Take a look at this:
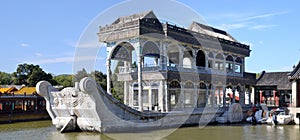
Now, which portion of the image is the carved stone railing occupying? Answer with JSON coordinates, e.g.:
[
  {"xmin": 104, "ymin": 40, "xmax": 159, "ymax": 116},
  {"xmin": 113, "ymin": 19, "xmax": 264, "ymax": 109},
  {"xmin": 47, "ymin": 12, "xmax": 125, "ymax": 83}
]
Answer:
[
  {"xmin": 142, "ymin": 66, "xmax": 160, "ymax": 72},
  {"xmin": 227, "ymin": 71, "xmax": 243, "ymax": 77},
  {"xmin": 118, "ymin": 65, "xmax": 243, "ymax": 78},
  {"xmin": 118, "ymin": 66, "xmax": 137, "ymax": 73}
]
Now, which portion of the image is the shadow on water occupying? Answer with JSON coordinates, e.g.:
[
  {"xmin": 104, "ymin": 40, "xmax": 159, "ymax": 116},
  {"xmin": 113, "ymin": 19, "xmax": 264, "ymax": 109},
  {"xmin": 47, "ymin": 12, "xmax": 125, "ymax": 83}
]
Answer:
[{"xmin": 0, "ymin": 120, "xmax": 299, "ymax": 140}]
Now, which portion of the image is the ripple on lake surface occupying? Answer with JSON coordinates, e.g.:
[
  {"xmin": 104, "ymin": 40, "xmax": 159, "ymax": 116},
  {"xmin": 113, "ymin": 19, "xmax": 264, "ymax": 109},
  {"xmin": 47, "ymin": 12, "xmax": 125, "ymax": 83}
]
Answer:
[{"xmin": 0, "ymin": 121, "xmax": 299, "ymax": 140}]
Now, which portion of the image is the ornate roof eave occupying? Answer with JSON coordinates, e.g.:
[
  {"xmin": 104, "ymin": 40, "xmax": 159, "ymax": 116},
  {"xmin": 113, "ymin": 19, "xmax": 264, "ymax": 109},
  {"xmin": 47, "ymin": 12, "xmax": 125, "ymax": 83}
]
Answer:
[{"xmin": 289, "ymin": 61, "xmax": 300, "ymax": 80}]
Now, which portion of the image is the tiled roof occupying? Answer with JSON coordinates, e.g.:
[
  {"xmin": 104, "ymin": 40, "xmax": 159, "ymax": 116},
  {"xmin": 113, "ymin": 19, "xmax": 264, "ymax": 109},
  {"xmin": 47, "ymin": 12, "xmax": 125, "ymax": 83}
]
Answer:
[
  {"xmin": 14, "ymin": 87, "xmax": 36, "ymax": 95},
  {"xmin": 289, "ymin": 61, "xmax": 300, "ymax": 80},
  {"xmin": 112, "ymin": 10, "xmax": 156, "ymax": 25},
  {"xmin": 0, "ymin": 87, "xmax": 18, "ymax": 93},
  {"xmin": 189, "ymin": 21, "xmax": 237, "ymax": 42},
  {"xmin": 256, "ymin": 71, "xmax": 291, "ymax": 90}
]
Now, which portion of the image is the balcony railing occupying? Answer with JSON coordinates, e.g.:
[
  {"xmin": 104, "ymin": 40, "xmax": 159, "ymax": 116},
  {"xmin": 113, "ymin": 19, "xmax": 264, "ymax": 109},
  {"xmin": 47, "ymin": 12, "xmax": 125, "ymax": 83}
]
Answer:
[
  {"xmin": 118, "ymin": 65, "xmax": 243, "ymax": 77},
  {"xmin": 118, "ymin": 66, "xmax": 137, "ymax": 73}
]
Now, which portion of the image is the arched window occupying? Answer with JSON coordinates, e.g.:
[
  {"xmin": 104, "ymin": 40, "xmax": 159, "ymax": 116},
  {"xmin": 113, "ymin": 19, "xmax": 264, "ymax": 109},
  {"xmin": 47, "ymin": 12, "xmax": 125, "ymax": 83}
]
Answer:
[
  {"xmin": 215, "ymin": 53, "xmax": 224, "ymax": 60},
  {"xmin": 142, "ymin": 41, "xmax": 160, "ymax": 67},
  {"xmin": 199, "ymin": 82, "xmax": 206, "ymax": 90},
  {"xmin": 167, "ymin": 45, "xmax": 180, "ymax": 67},
  {"xmin": 235, "ymin": 57, "xmax": 242, "ymax": 73},
  {"xmin": 226, "ymin": 55, "xmax": 234, "ymax": 71},
  {"xmin": 235, "ymin": 57, "xmax": 242, "ymax": 63},
  {"xmin": 196, "ymin": 50, "xmax": 206, "ymax": 68},
  {"xmin": 183, "ymin": 47, "xmax": 193, "ymax": 68},
  {"xmin": 184, "ymin": 81, "xmax": 194, "ymax": 108},
  {"xmin": 215, "ymin": 53, "xmax": 224, "ymax": 71},
  {"xmin": 168, "ymin": 80, "xmax": 181, "ymax": 109}
]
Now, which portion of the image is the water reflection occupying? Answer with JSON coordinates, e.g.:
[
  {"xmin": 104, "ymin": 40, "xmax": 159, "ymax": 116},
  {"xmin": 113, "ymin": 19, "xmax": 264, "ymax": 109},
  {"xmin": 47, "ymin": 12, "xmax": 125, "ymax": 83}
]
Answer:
[{"xmin": 0, "ymin": 121, "xmax": 299, "ymax": 140}]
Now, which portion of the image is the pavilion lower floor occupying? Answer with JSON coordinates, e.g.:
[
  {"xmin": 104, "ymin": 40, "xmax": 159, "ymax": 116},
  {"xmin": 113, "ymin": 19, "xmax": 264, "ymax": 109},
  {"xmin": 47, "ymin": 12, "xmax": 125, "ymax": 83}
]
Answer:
[{"xmin": 121, "ymin": 80, "xmax": 253, "ymax": 112}]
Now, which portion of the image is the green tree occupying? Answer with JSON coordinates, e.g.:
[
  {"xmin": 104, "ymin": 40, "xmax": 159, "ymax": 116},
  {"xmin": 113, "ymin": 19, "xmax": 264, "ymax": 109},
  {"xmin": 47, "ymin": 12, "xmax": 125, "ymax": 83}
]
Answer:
[
  {"xmin": 110, "ymin": 61, "xmax": 124, "ymax": 102},
  {"xmin": 13, "ymin": 63, "xmax": 55, "ymax": 86},
  {"xmin": 53, "ymin": 74, "xmax": 73, "ymax": 87},
  {"xmin": 73, "ymin": 68, "xmax": 88, "ymax": 82},
  {"xmin": 0, "ymin": 72, "xmax": 12, "ymax": 85},
  {"xmin": 90, "ymin": 70, "xmax": 107, "ymax": 91}
]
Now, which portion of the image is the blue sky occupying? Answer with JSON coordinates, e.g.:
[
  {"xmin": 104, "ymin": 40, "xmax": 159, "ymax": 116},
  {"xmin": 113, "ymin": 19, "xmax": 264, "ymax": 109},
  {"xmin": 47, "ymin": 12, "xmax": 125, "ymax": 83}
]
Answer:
[{"xmin": 0, "ymin": 0, "xmax": 299, "ymax": 75}]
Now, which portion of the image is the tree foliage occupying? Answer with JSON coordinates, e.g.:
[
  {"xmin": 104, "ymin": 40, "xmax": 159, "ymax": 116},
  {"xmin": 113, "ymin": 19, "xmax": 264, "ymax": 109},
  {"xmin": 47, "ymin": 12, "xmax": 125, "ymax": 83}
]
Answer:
[
  {"xmin": 53, "ymin": 74, "xmax": 73, "ymax": 87},
  {"xmin": 12, "ymin": 63, "xmax": 55, "ymax": 86},
  {"xmin": 0, "ymin": 72, "xmax": 12, "ymax": 85},
  {"xmin": 90, "ymin": 71, "xmax": 107, "ymax": 90},
  {"xmin": 73, "ymin": 68, "xmax": 88, "ymax": 83},
  {"xmin": 110, "ymin": 61, "xmax": 124, "ymax": 102}
]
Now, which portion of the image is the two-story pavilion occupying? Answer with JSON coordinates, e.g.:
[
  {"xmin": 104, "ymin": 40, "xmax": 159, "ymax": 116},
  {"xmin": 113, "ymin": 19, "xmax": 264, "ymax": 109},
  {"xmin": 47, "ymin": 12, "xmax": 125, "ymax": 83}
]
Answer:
[{"xmin": 98, "ymin": 11, "xmax": 256, "ymax": 112}]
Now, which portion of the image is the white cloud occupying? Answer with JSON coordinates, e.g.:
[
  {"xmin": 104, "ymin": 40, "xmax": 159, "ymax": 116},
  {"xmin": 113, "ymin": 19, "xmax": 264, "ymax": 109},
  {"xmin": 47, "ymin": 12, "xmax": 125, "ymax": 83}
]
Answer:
[
  {"xmin": 218, "ymin": 23, "xmax": 247, "ymax": 30},
  {"xmin": 238, "ymin": 11, "xmax": 288, "ymax": 21},
  {"xmin": 20, "ymin": 43, "xmax": 30, "ymax": 47},
  {"xmin": 250, "ymin": 24, "xmax": 277, "ymax": 30},
  {"xmin": 24, "ymin": 56, "xmax": 104, "ymax": 65}
]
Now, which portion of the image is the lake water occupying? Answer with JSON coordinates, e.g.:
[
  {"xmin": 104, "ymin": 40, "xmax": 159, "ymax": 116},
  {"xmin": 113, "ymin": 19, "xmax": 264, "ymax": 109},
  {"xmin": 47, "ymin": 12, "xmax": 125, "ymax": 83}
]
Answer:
[{"xmin": 0, "ymin": 120, "xmax": 299, "ymax": 140}]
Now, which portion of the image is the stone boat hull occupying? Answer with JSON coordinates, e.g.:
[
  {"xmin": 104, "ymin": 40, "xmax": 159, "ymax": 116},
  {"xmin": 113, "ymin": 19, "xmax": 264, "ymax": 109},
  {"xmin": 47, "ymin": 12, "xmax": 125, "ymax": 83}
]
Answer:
[{"xmin": 36, "ymin": 77, "xmax": 243, "ymax": 133}]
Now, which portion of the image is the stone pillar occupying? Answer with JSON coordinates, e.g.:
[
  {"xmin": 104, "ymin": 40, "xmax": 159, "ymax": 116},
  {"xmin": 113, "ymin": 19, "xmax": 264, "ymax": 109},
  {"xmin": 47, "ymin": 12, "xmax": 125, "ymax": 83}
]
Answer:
[
  {"xmin": 218, "ymin": 87, "xmax": 221, "ymax": 106},
  {"xmin": 148, "ymin": 89, "xmax": 152, "ymax": 111},
  {"xmin": 129, "ymin": 85, "xmax": 133, "ymax": 107},
  {"xmin": 106, "ymin": 59, "xmax": 111, "ymax": 94},
  {"xmin": 205, "ymin": 58, "xmax": 209, "ymax": 69},
  {"xmin": 137, "ymin": 54, "xmax": 143, "ymax": 112},
  {"xmin": 212, "ymin": 86, "xmax": 216, "ymax": 107},
  {"xmin": 193, "ymin": 50, "xmax": 197, "ymax": 70},
  {"xmin": 165, "ymin": 81, "xmax": 169, "ymax": 112},
  {"xmin": 180, "ymin": 82, "xmax": 184, "ymax": 109},
  {"xmin": 239, "ymin": 86, "xmax": 245, "ymax": 106},
  {"xmin": 162, "ymin": 41, "xmax": 168, "ymax": 70},
  {"xmin": 158, "ymin": 80, "xmax": 164, "ymax": 112},
  {"xmin": 248, "ymin": 86, "xmax": 252, "ymax": 105},
  {"xmin": 124, "ymin": 81, "xmax": 128, "ymax": 105},
  {"xmin": 232, "ymin": 87, "xmax": 236, "ymax": 104},
  {"xmin": 194, "ymin": 83, "xmax": 198, "ymax": 108},
  {"xmin": 222, "ymin": 85, "xmax": 226, "ymax": 107},
  {"xmin": 154, "ymin": 58, "xmax": 158, "ymax": 66},
  {"xmin": 179, "ymin": 46, "xmax": 183, "ymax": 68},
  {"xmin": 205, "ymin": 84, "xmax": 210, "ymax": 106}
]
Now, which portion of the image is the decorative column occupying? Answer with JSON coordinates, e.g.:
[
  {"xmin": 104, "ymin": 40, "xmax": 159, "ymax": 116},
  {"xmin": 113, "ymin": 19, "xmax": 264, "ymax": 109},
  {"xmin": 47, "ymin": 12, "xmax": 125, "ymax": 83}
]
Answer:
[
  {"xmin": 180, "ymin": 82, "xmax": 184, "ymax": 109},
  {"xmin": 138, "ymin": 53, "xmax": 143, "ymax": 112},
  {"xmin": 248, "ymin": 87, "xmax": 252, "ymax": 105},
  {"xmin": 239, "ymin": 86, "xmax": 245, "ymax": 106},
  {"xmin": 218, "ymin": 87, "xmax": 221, "ymax": 106},
  {"xmin": 212, "ymin": 85, "xmax": 216, "ymax": 107},
  {"xmin": 129, "ymin": 86, "xmax": 133, "ymax": 107},
  {"xmin": 193, "ymin": 50, "xmax": 197, "ymax": 70},
  {"xmin": 106, "ymin": 59, "xmax": 111, "ymax": 94},
  {"xmin": 194, "ymin": 83, "xmax": 198, "ymax": 108},
  {"xmin": 222, "ymin": 85, "xmax": 226, "ymax": 107},
  {"xmin": 158, "ymin": 80, "xmax": 164, "ymax": 112},
  {"xmin": 205, "ymin": 83, "xmax": 210, "ymax": 106},
  {"xmin": 124, "ymin": 81, "xmax": 128, "ymax": 105},
  {"xmin": 232, "ymin": 86, "xmax": 236, "ymax": 104},
  {"xmin": 179, "ymin": 46, "xmax": 184, "ymax": 68},
  {"xmin": 161, "ymin": 41, "xmax": 168, "ymax": 70},
  {"xmin": 148, "ymin": 89, "xmax": 152, "ymax": 111},
  {"xmin": 165, "ymin": 81, "xmax": 169, "ymax": 112}
]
